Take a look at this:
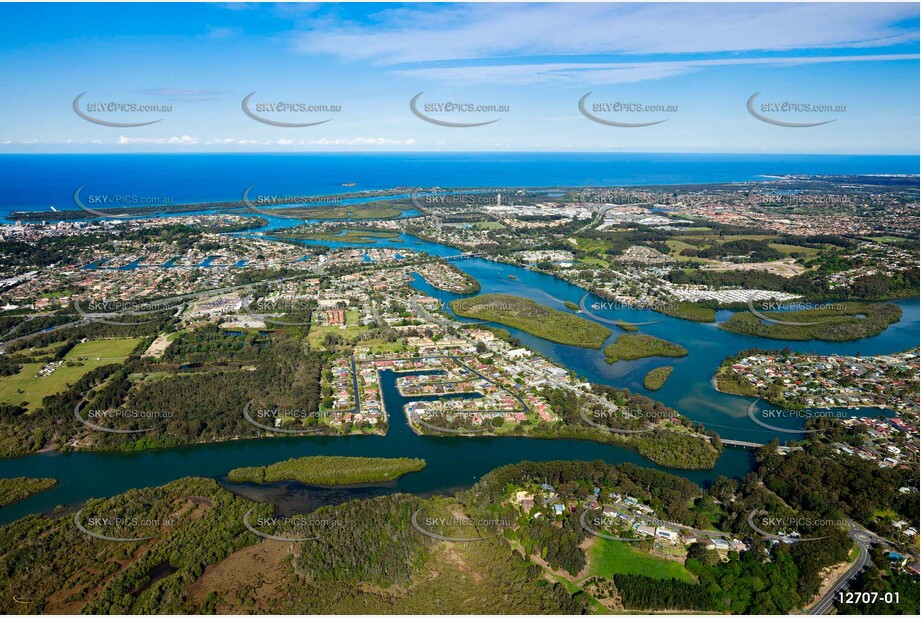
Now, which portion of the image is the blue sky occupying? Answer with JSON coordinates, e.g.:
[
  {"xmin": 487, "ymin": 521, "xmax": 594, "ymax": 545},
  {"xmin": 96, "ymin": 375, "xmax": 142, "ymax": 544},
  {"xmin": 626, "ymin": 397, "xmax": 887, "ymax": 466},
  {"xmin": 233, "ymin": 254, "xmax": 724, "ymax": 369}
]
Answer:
[{"xmin": 0, "ymin": 2, "xmax": 918, "ymax": 153}]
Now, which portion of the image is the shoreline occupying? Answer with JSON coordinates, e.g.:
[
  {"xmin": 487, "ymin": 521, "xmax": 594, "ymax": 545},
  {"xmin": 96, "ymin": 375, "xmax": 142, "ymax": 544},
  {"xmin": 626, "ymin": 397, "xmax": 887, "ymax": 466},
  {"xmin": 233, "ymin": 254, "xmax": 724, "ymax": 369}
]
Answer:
[
  {"xmin": 402, "ymin": 405, "xmax": 721, "ymax": 471},
  {"xmin": 713, "ymin": 369, "xmax": 904, "ymax": 414}
]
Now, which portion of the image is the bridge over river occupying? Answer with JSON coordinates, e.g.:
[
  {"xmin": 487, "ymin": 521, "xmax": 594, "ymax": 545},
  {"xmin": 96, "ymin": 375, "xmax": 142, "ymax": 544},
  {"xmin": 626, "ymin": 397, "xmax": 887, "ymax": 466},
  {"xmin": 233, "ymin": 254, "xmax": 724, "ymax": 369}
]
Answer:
[
  {"xmin": 444, "ymin": 252, "xmax": 488, "ymax": 260},
  {"xmin": 718, "ymin": 438, "xmax": 802, "ymax": 453}
]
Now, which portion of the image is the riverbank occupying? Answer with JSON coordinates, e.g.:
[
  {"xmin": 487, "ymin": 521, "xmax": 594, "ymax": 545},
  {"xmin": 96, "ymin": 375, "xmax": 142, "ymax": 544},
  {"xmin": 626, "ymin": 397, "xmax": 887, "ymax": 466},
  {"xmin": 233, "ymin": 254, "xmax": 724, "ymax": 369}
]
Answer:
[
  {"xmin": 0, "ymin": 189, "xmax": 917, "ymax": 526},
  {"xmin": 0, "ymin": 476, "xmax": 57, "ymax": 507},
  {"xmin": 718, "ymin": 301, "xmax": 902, "ymax": 341}
]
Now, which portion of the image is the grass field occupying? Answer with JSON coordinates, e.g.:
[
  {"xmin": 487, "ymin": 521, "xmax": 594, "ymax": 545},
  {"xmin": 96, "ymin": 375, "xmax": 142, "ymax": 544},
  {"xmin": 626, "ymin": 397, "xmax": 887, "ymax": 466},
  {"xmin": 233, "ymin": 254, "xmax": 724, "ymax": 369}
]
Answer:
[
  {"xmin": 0, "ymin": 338, "xmax": 143, "ymax": 412},
  {"xmin": 360, "ymin": 338, "xmax": 407, "ymax": 353},
  {"xmin": 664, "ymin": 240, "xmax": 712, "ymax": 263},
  {"xmin": 578, "ymin": 256, "xmax": 610, "ymax": 267},
  {"xmin": 867, "ymin": 235, "xmax": 910, "ymax": 244},
  {"xmin": 12, "ymin": 341, "xmax": 68, "ymax": 356},
  {"xmin": 306, "ymin": 309, "xmax": 366, "ymax": 347},
  {"xmin": 574, "ymin": 238, "xmax": 612, "ymax": 254},
  {"xmin": 307, "ymin": 324, "xmax": 368, "ymax": 348},
  {"xmin": 582, "ymin": 539, "xmax": 695, "ymax": 583}
]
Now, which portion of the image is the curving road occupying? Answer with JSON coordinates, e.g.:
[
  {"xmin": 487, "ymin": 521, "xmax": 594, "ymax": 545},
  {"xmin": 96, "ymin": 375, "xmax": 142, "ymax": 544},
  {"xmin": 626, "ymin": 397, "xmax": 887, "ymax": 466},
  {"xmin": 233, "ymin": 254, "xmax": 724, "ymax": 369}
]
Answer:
[{"xmin": 808, "ymin": 522, "xmax": 877, "ymax": 615}]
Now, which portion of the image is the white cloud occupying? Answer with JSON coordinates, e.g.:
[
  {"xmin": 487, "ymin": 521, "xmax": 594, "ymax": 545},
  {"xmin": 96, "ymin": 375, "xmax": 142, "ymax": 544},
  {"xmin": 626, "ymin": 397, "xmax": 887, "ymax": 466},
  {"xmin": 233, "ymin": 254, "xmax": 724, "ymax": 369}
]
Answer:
[
  {"xmin": 136, "ymin": 88, "xmax": 223, "ymax": 101},
  {"xmin": 215, "ymin": 3, "xmax": 260, "ymax": 11},
  {"xmin": 299, "ymin": 137, "xmax": 417, "ymax": 146},
  {"xmin": 109, "ymin": 136, "xmax": 418, "ymax": 148},
  {"xmin": 205, "ymin": 26, "xmax": 239, "ymax": 40},
  {"xmin": 291, "ymin": 3, "xmax": 919, "ymax": 65},
  {"xmin": 117, "ymin": 135, "xmax": 199, "ymax": 145},
  {"xmin": 393, "ymin": 53, "xmax": 919, "ymax": 85}
]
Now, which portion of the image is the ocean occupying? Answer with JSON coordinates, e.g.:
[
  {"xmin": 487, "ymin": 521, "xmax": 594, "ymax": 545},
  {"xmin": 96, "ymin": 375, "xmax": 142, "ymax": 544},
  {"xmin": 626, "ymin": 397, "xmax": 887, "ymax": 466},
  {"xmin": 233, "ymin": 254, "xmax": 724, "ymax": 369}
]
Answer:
[{"xmin": 0, "ymin": 152, "xmax": 918, "ymax": 216}]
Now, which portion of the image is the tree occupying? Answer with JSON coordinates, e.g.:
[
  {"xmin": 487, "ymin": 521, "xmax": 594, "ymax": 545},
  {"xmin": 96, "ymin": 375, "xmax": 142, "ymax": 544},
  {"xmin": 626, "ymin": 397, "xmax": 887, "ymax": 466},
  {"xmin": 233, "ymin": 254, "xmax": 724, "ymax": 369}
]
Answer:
[{"xmin": 687, "ymin": 542, "xmax": 720, "ymax": 566}]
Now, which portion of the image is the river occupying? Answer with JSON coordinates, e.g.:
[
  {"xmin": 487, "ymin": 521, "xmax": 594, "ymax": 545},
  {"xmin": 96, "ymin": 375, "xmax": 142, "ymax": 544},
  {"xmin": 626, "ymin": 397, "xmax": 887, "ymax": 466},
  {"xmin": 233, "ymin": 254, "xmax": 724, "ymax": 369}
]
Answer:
[{"xmin": 0, "ymin": 211, "xmax": 916, "ymax": 524}]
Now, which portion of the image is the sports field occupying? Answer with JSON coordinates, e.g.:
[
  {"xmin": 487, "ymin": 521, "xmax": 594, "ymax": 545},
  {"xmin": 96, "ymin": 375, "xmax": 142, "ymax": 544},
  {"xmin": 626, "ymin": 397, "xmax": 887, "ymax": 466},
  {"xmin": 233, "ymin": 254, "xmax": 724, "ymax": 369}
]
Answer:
[{"xmin": 582, "ymin": 538, "xmax": 695, "ymax": 583}]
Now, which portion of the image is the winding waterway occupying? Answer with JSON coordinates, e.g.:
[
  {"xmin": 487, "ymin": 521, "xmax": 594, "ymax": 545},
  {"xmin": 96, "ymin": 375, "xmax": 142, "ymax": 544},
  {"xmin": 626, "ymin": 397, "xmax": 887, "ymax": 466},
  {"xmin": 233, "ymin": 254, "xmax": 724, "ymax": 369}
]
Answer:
[{"xmin": 0, "ymin": 210, "xmax": 917, "ymax": 525}]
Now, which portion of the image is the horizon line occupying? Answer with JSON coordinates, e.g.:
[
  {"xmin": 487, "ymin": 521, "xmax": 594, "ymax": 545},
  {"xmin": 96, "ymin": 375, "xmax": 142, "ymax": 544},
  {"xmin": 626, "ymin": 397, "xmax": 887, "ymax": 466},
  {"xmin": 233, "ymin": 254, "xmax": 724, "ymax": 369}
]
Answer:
[{"xmin": 0, "ymin": 150, "xmax": 918, "ymax": 158}]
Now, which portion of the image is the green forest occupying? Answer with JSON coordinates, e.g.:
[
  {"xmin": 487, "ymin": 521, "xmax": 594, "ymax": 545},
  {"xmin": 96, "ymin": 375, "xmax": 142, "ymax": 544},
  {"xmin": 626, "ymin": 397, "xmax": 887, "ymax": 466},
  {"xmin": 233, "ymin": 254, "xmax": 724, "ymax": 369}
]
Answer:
[
  {"xmin": 0, "ymin": 452, "xmax": 916, "ymax": 615},
  {"xmin": 604, "ymin": 333, "xmax": 688, "ymax": 362},
  {"xmin": 719, "ymin": 301, "xmax": 902, "ymax": 341},
  {"xmin": 227, "ymin": 456, "xmax": 426, "ymax": 485},
  {"xmin": 0, "ymin": 477, "xmax": 56, "ymax": 507},
  {"xmin": 451, "ymin": 293, "xmax": 611, "ymax": 348},
  {"xmin": 535, "ymin": 384, "xmax": 721, "ymax": 469}
]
